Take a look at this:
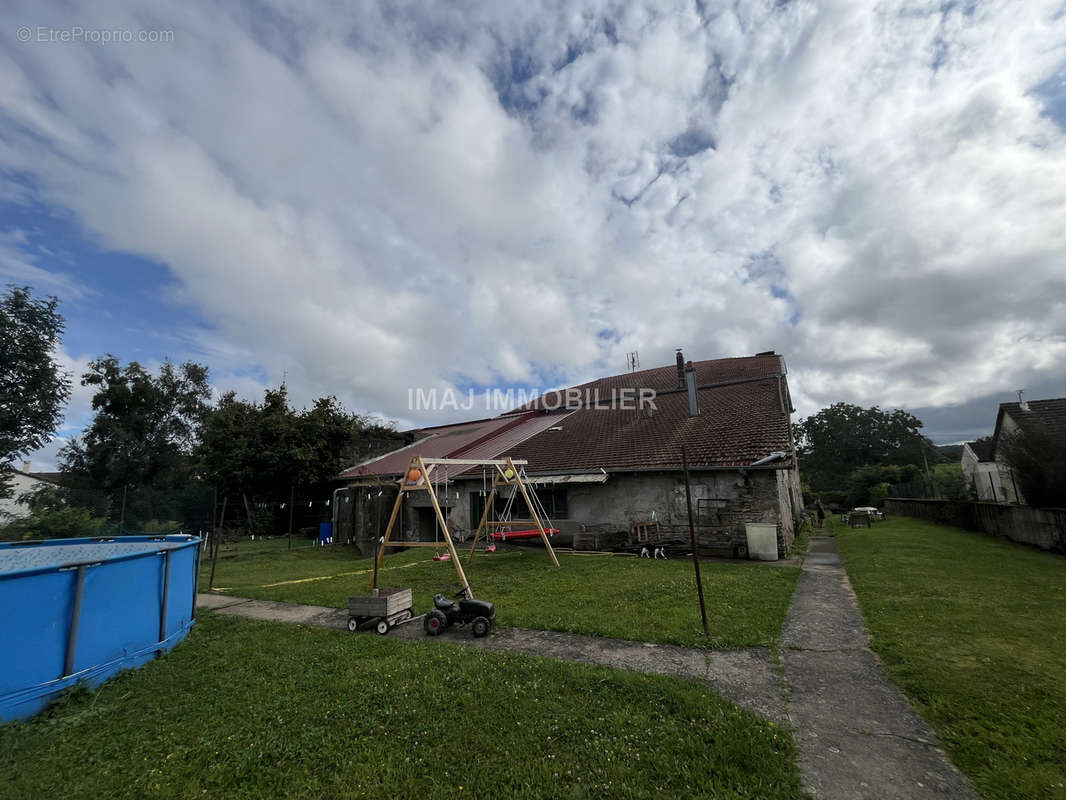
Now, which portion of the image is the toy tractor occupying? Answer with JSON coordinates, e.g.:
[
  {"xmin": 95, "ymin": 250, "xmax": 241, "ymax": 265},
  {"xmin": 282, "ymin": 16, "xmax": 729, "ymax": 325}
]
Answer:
[{"xmin": 423, "ymin": 589, "xmax": 495, "ymax": 638}]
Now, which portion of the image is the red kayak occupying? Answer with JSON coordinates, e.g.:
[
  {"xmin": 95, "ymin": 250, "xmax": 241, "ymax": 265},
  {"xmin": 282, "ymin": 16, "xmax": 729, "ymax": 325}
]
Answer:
[{"xmin": 490, "ymin": 528, "xmax": 559, "ymax": 541}]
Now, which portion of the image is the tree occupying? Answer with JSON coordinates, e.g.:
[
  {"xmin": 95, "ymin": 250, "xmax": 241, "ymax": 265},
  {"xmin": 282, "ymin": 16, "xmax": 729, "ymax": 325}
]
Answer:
[
  {"xmin": 0, "ymin": 286, "xmax": 71, "ymax": 497},
  {"xmin": 59, "ymin": 356, "xmax": 211, "ymax": 526},
  {"xmin": 0, "ymin": 483, "xmax": 103, "ymax": 541},
  {"xmin": 198, "ymin": 386, "xmax": 402, "ymax": 531},
  {"xmin": 998, "ymin": 428, "xmax": 1066, "ymax": 508},
  {"xmin": 793, "ymin": 403, "xmax": 932, "ymax": 491}
]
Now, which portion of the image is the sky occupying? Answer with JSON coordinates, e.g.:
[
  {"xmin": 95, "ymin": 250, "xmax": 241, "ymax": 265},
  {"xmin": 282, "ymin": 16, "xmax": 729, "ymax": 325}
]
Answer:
[{"xmin": 2, "ymin": 0, "xmax": 1066, "ymax": 469}]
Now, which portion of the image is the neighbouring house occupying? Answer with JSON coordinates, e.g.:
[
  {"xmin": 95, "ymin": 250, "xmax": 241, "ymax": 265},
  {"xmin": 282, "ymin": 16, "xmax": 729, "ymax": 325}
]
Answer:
[
  {"xmin": 960, "ymin": 438, "xmax": 1014, "ymax": 503},
  {"xmin": 336, "ymin": 350, "xmax": 804, "ymax": 559},
  {"xmin": 0, "ymin": 462, "xmax": 61, "ymax": 520},
  {"xmin": 987, "ymin": 397, "xmax": 1066, "ymax": 505}
]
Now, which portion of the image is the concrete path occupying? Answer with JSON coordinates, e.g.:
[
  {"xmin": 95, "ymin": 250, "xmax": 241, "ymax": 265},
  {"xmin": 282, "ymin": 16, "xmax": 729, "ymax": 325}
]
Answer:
[
  {"xmin": 196, "ymin": 592, "xmax": 785, "ymax": 723},
  {"xmin": 780, "ymin": 536, "xmax": 977, "ymax": 800}
]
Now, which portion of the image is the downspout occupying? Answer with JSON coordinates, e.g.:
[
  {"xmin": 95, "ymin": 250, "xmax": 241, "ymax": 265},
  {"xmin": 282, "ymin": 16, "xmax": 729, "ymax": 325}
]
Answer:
[
  {"xmin": 750, "ymin": 451, "xmax": 787, "ymax": 467},
  {"xmin": 332, "ymin": 487, "xmax": 346, "ymax": 539}
]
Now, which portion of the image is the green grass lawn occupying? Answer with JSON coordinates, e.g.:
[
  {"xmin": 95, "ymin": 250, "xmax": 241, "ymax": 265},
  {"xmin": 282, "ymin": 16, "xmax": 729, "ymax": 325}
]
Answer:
[
  {"xmin": 0, "ymin": 613, "xmax": 804, "ymax": 800},
  {"xmin": 835, "ymin": 517, "xmax": 1066, "ymax": 800},
  {"xmin": 201, "ymin": 542, "xmax": 799, "ymax": 649}
]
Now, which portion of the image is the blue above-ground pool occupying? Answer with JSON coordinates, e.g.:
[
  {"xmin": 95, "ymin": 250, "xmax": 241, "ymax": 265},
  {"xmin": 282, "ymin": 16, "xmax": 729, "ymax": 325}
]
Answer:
[{"xmin": 0, "ymin": 534, "xmax": 202, "ymax": 722}]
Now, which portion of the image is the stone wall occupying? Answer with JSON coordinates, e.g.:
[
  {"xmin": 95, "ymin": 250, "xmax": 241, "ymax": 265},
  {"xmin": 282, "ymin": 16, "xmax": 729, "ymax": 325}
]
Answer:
[
  {"xmin": 884, "ymin": 498, "xmax": 1066, "ymax": 553},
  {"xmin": 343, "ymin": 467, "xmax": 801, "ymax": 559},
  {"xmin": 460, "ymin": 468, "xmax": 794, "ymax": 558},
  {"xmin": 340, "ymin": 485, "xmax": 402, "ymax": 556}
]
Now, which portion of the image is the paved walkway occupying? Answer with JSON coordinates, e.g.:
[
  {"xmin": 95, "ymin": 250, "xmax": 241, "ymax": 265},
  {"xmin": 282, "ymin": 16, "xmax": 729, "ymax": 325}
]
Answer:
[
  {"xmin": 196, "ymin": 592, "xmax": 786, "ymax": 723},
  {"xmin": 780, "ymin": 536, "xmax": 977, "ymax": 800},
  {"xmin": 200, "ymin": 544, "xmax": 980, "ymax": 798}
]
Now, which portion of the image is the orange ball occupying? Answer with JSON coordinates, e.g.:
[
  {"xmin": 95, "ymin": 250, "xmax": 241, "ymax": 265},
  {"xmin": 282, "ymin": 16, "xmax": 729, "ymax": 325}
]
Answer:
[{"xmin": 406, "ymin": 468, "xmax": 422, "ymax": 483}]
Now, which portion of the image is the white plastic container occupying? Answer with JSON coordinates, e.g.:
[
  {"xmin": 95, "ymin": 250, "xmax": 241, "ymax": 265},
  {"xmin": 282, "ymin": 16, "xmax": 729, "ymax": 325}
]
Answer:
[{"xmin": 744, "ymin": 523, "xmax": 779, "ymax": 561}]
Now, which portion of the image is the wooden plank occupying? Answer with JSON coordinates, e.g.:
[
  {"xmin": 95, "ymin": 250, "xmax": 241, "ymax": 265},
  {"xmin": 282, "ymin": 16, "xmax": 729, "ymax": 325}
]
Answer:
[
  {"xmin": 382, "ymin": 541, "xmax": 443, "ymax": 548},
  {"xmin": 372, "ymin": 456, "xmax": 411, "ymax": 591},
  {"xmin": 349, "ymin": 588, "xmax": 412, "ymax": 618},
  {"xmin": 419, "ymin": 457, "xmax": 529, "ymax": 466},
  {"xmin": 507, "ymin": 456, "xmax": 560, "ymax": 567}
]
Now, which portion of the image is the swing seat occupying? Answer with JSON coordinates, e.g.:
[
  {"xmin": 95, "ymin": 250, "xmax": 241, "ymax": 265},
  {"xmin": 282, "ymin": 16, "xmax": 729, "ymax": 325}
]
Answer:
[
  {"xmin": 485, "ymin": 543, "xmax": 497, "ymax": 553},
  {"xmin": 433, "ymin": 552, "xmax": 452, "ymax": 561},
  {"xmin": 490, "ymin": 528, "xmax": 559, "ymax": 541}
]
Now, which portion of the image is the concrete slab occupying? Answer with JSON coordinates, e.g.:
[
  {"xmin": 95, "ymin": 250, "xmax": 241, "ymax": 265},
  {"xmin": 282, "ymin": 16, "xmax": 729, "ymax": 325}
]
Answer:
[
  {"xmin": 199, "ymin": 594, "xmax": 347, "ymax": 629},
  {"xmin": 195, "ymin": 593, "xmax": 255, "ymax": 611},
  {"xmin": 781, "ymin": 537, "xmax": 977, "ymax": 799}
]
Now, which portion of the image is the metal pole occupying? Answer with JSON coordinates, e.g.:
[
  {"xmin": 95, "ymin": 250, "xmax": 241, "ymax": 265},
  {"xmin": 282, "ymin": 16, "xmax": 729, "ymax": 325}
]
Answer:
[
  {"xmin": 158, "ymin": 549, "xmax": 172, "ymax": 652},
  {"xmin": 192, "ymin": 537, "xmax": 202, "ymax": 620},
  {"xmin": 922, "ymin": 451, "xmax": 934, "ymax": 498},
  {"xmin": 118, "ymin": 484, "xmax": 128, "ymax": 535},
  {"xmin": 681, "ymin": 446, "xmax": 710, "ymax": 637},
  {"xmin": 288, "ymin": 485, "xmax": 295, "ymax": 550},
  {"xmin": 64, "ymin": 565, "xmax": 87, "ymax": 677},
  {"xmin": 209, "ymin": 495, "xmax": 226, "ymax": 590}
]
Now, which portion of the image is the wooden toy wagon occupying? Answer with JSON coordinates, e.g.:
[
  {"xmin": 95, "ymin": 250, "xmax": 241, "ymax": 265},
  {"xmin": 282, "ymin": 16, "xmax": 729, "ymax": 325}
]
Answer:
[{"xmin": 347, "ymin": 587, "xmax": 414, "ymax": 635}]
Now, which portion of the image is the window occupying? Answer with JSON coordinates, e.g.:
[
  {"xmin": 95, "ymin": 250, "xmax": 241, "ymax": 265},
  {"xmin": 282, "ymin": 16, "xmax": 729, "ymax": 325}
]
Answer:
[
  {"xmin": 535, "ymin": 487, "xmax": 568, "ymax": 520},
  {"xmin": 472, "ymin": 486, "xmax": 568, "ymax": 521}
]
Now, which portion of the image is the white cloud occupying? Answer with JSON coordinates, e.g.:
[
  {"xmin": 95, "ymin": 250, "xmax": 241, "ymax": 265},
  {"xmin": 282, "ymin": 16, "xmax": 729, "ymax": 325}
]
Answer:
[
  {"xmin": 0, "ymin": 230, "xmax": 92, "ymax": 299},
  {"xmin": 1, "ymin": 0, "xmax": 1065, "ymax": 435}
]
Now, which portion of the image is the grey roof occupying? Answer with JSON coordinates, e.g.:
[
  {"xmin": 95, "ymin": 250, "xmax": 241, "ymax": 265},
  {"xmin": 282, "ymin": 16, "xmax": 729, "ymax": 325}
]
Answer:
[{"xmin": 965, "ymin": 439, "xmax": 995, "ymax": 462}]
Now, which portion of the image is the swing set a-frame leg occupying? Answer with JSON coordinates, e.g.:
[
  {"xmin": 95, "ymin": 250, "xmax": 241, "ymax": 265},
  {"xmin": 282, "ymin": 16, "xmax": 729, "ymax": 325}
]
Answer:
[
  {"xmin": 371, "ymin": 477, "xmax": 406, "ymax": 593},
  {"xmin": 417, "ymin": 456, "xmax": 472, "ymax": 598},
  {"xmin": 506, "ymin": 457, "xmax": 560, "ymax": 567}
]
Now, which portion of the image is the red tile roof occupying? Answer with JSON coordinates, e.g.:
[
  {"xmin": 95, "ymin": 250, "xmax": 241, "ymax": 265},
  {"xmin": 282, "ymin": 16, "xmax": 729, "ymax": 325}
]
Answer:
[
  {"xmin": 339, "ymin": 353, "xmax": 795, "ymax": 479},
  {"xmin": 503, "ymin": 377, "xmax": 792, "ymax": 473},
  {"xmin": 509, "ymin": 352, "xmax": 788, "ymax": 413}
]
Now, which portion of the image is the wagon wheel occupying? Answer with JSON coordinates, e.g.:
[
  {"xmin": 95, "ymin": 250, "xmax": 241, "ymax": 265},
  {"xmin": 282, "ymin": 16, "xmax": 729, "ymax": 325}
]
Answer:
[
  {"xmin": 347, "ymin": 617, "xmax": 359, "ymax": 633},
  {"xmin": 376, "ymin": 620, "xmax": 390, "ymax": 635}
]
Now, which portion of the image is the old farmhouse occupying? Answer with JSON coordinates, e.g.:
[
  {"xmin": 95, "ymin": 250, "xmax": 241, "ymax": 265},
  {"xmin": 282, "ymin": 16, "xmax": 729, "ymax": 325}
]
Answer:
[
  {"xmin": 963, "ymin": 396, "xmax": 1066, "ymax": 505},
  {"xmin": 336, "ymin": 351, "xmax": 804, "ymax": 559}
]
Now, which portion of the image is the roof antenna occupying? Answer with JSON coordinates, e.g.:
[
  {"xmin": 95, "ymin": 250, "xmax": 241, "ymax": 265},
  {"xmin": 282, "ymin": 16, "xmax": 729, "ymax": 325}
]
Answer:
[{"xmin": 1016, "ymin": 389, "xmax": 1029, "ymax": 412}]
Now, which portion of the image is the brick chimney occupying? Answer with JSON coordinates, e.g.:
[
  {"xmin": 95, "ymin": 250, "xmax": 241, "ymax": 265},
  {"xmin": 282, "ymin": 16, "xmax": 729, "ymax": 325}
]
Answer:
[{"xmin": 675, "ymin": 349, "xmax": 685, "ymax": 388}]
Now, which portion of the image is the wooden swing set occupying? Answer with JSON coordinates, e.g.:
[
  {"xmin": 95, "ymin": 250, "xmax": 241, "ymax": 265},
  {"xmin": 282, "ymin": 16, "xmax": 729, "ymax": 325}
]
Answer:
[{"xmin": 371, "ymin": 455, "xmax": 559, "ymax": 599}]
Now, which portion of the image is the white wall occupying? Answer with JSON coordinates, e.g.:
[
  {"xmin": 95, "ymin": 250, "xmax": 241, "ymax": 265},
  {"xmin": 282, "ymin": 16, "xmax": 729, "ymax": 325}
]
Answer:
[{"xmin": 0, "ymin": 471, "xmax": 51, "ymax": 520}]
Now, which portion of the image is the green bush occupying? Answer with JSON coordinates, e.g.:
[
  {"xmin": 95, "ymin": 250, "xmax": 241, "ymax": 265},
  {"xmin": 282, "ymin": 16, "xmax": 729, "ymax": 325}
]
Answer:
[
  {"xmin": 0, "ymin": 483, "xmax": 107, "ymax": 540},
  {"xmin": 868, "ymin": 482, "xmax": 890, "ymax": 507},
  {"xmin": 1, "ymin": 506, "xmax": 104, "ymax": 540}
]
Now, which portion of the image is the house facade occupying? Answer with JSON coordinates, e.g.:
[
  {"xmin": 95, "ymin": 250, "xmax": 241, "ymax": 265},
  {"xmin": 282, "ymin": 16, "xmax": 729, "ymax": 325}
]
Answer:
[
  {"xmin": 960, "ymin": 439, "xmax": 1017, "ymax": 503},
  {"xmin": 0, "ymin": 464, "xmax": 59, "ymax": 520},
  {"xmin": 986, "ymin": 397, "xmax": 1066, "ymax": 506},
  {"xmin": 337, "ymin": 351, "xmax": 804, "ymax": 559}
]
